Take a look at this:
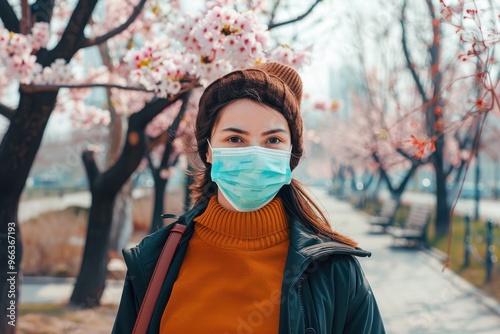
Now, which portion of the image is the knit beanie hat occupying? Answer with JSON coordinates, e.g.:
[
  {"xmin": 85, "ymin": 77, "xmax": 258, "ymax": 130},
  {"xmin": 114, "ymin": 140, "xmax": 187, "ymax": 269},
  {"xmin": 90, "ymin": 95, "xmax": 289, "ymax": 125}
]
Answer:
[{"xmin": 197, "ymin": 62, "xmax": 304, "ymax": 169}]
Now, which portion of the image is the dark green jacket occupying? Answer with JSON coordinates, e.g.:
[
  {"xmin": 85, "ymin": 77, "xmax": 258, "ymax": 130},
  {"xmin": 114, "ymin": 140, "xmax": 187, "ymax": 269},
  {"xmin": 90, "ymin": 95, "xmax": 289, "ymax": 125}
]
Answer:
[{"xmin": 112, "ymin": 201, "xmax": 386, "ymax": 333}]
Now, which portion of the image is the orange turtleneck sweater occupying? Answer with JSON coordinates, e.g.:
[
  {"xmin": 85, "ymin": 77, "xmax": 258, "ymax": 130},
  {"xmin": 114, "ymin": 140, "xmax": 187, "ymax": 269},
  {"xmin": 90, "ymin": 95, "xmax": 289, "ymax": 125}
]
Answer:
[{"xmin": 160, "ymin": 196, "xmax": 290, "ymax": 333}]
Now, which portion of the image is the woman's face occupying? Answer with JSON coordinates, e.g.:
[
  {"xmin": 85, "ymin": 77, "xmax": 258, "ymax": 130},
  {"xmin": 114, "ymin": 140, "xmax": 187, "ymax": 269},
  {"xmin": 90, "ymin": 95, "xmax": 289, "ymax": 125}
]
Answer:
[
  {"xmin": 206, "ymin": 98, "xmax": 291, "ymax": 164},
  {"xmin": 206, "ymin": 98, "xmax": 292, "ymax": 212}
]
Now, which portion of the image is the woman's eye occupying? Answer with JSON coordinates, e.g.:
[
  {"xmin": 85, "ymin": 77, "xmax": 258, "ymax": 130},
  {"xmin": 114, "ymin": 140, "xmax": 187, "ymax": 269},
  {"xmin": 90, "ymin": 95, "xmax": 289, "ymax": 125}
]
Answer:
[
  {"xmin": 228, "ymin": 137, "xmax": 243, "ymax": 143},
  {"xmin": 267, "ymin": 137, "xmax": 282, "ymax": 144}
]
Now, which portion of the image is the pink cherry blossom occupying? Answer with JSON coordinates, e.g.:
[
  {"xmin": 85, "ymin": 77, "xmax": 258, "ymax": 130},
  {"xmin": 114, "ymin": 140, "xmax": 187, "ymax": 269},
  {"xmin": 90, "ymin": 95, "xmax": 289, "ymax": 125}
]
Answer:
[
  {"xmin": 30, "ymin": 22, "xmax": 50, "ymax": 51},
  {"xmin": 71, "ymin": 105, "xmax": 111, "ymax": 129},
  {"xmin": 33, "ymin": 58, "xmax": 73, "ymax": 84},
  {"xmin": 269, "ymin": 45, "xmax": 311, "ymax": 69},
  {"xmin": 7, "ymin": 33, "xmax": 32, "ymax": 57},
  {"xmin": 0, "ymin": 1, "xmax": 309, "ymax": 102},
  {"xmin": 8, "ymin": 54, "xmax": 41, "ymax": 84}
]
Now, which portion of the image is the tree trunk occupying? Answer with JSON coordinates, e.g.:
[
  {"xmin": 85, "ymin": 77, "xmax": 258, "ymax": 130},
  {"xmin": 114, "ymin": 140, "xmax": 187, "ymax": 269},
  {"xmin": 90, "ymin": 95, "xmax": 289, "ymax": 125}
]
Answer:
[
  {"xmin": 147, "ymin": 92, "xmax": 191, "ymax": 233},
  {"xmin": 70, "ymin": 95, "xmax": 185, "ymax": 306},
  {"xmin": 433, "ymin": 139, "xmax": 450, "ymax": 236},
  {"xmin": 0, "ymin": 91, "xmax": 57, "ymax": 333},
  {"xmin": 70, "ymin": 191, "xmax": 115, "ymax": 306},
  {"xmin": 149, "ymin": 177, "xmax": 168, "ymax": 234},
  {"xmin": 474, "ymin": 149, "xmax": 481, "ymax": 221},
  {"xmin": 494, "ymin": 159, "xmax": 499, "ymax": 200},
  {"xmin": 106, "ymin": 112, "xmax": 133, "ymax": 254},
  {"xmin": 109, "ymin": 180, "xmax": 133, "ymax": 253}
]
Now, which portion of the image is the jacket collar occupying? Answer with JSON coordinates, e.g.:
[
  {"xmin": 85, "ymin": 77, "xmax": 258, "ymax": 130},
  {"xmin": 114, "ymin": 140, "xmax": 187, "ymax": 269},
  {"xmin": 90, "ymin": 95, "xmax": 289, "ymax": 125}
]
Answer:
[
  {"xmin": 132, "ymin": 197, "xmax": 371, "ymax": 262},
  {"xmin": 181, "ymin": 198, "xmax": 371, "ymax": 260}
]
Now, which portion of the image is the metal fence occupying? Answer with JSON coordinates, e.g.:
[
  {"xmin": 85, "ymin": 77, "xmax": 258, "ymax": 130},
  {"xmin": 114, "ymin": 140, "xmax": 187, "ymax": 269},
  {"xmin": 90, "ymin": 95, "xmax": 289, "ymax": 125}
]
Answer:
[{"xmin": 463, "ymin": 215, "xmax": 499, "ymax": 283}]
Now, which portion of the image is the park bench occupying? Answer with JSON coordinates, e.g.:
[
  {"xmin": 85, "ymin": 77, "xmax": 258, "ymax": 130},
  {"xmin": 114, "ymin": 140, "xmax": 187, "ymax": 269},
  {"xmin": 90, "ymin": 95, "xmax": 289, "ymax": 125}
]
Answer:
[
  {"xmin": 368, "ymin": 199, "xmax": 399, "ymax": 231},
  {"xmin": 387, "ymin": 205, "xmax": 431, "ymax": 247}
]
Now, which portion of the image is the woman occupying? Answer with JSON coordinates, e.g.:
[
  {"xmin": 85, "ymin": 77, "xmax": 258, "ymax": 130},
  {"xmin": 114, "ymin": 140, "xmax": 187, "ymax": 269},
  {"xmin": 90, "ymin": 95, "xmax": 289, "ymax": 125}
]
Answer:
[{"xmin": 112, "ymin": 62, "xmax": 385, "ymax": 333}]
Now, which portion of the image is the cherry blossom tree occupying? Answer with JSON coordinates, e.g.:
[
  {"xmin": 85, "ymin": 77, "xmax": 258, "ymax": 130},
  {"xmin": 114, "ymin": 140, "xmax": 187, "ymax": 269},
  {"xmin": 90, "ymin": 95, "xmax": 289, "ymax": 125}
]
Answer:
[
  {"xmin": 325, "ymin": 0, "xmax": 500, "ymax": 238},
  {"xmin": 145, "ymin": 92, "xmax": 194, "ymax": 234},
  {"xmin": 0, "ymin": 0, "xmax": 321, "ymax": 321}
]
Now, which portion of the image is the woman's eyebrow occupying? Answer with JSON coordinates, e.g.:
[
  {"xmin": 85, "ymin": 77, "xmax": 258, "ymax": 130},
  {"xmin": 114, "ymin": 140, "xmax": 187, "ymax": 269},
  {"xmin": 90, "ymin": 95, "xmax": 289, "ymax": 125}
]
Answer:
[
  {"xmin": 221, "ymin": 127, "xmax": 249, "ymax": 134},
  {"xmin": 262, "ymin": 129, "xmax": 287, "ymax": 136}
]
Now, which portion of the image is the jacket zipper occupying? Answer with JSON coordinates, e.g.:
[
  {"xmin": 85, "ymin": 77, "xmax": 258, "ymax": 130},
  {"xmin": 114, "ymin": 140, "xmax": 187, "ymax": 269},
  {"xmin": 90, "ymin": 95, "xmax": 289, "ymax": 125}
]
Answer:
[{"xmin": 296, "ymin": 276, "xmax": 309, "ymax": 331}]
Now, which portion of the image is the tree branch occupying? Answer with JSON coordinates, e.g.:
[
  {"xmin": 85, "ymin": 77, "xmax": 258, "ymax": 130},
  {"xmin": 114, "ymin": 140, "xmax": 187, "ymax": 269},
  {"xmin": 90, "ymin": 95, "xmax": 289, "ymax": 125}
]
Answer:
[
  {"xmin": 83, "ymin": 0, "xmax": 147, "ymax": 48},
  {"xmin": 21, "ymin": 82, "xmax": 151, "ymax": 93},
  {"xmin": 98, "ymin": 92, "xmax": 189, "ymax": 193},
  {"xmin": 82, "ymin": 150, "xmax": 101, "ymax": 186},
  {"xmin": 146, "ymin": 152, "xmax": 156, "ymax": 177},
  {"xmin": 50, "ymin": 0, "xmax": 99, "ymax": 62},
  {"xmin": 397, "ymin": 146, "xmax": 429, "ymax": 165},
  {"xmin": 159, "ymin": 92, "xmax": 191, "ymax": 170},
  {"xmin": 268, "ymin": 0, "xmax": 281, "ymax": 27},
  {"xmin": 0, "ymin": 0, "xmax": 20, "ymax": 33},
  {"xmin": 21, "ymin": 0, "xmax": 32, "ymax": 34},
  {"xmin": 400, "ymin": 0, "xmax": 428, "ymax": 104},
  {"xmin": 445, "ymin": 163, "xmax": 455, "ymax": 178},
  {"xmin": 30, "ymin": 0, "xmax": 55, "ymax": 23},
  {"xmin": 396, "ymin": 147, "xmax": 417, "ymax": 163},
  {"xmin": 372, "ymin": 152, "xmax": 395, "ymax": 193},
  {"xmin": 0, "ymin": 103, "xmax": 15, "ymax": 120},
  {"xmin": 268, "ymin": 0, "xmax": 321, "ymax": 30},
  {"xmin": 146, "ymin": 132, "xmax": 169, "ymax": 152},
  {"xmin": 395, "ymin": 163, "xmax": 419, "ymax": 194}
]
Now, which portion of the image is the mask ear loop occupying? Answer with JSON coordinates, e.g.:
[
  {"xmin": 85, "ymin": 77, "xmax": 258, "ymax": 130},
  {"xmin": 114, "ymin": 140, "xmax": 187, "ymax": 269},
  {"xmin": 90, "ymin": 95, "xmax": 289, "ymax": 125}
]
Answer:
[{"xmin": 206, "ymin": 139, "xmax": 213, "ymax": 165}]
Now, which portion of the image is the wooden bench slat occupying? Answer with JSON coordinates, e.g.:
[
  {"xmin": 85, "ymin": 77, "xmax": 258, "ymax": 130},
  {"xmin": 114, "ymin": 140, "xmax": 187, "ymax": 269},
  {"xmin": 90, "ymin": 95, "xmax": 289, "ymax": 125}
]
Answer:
[
  {"xmin": 369, "ymin": 199, "xmax": 399, "ymax": 229},
  {"xmin": 388, "ymin": 204, "xmax": 430, "ymax": 247}
]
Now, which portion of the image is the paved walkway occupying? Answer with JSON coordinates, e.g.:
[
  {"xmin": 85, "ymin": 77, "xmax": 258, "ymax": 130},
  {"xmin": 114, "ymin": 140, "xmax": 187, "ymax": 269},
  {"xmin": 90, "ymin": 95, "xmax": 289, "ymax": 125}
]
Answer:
[
  {"xmin": 21, "ymin": 187, "xmax": 500, "ymax": 333},
  {"xmin": 315, "ymin": 188, "xmax": 500, "ymax": 334}
]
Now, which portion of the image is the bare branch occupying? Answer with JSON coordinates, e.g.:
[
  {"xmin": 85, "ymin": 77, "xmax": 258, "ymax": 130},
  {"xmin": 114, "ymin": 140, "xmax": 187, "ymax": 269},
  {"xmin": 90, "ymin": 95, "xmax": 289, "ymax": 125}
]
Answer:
[
  {"xmin": 268, "ymin": 0, "xmax": 281, "ymax": 27},
  {"xmin": 146, "ymin": 152, "xmax": 155, "ymax": 173},
  {"xmin": 0, "ymin": 103, "xmax": 15, "ymax": 120},
  {"xmin": 0, "ymin": 0, "xmax": 20, "ymax": 33},
  {"xmin": 30, "ymin": 0, "xmax": 56, "ymax": 23},
  {"xmin": 400, "ymin": 0, "xmax": 428, "ymax": 104},
  {"xmin": 83, "ymin": 0, "xmax": 147, "ymax": 48},
  {"xmin": 21, "ymin": 83, "xmax": 151, "ymax": 93},
  {"xmin": 82, "ymin": 150, "xmax": 101, "ymax": 186},
  {"xmin": 396, "ymin": 147, "xmax": 416, "ymax": 163},
  {"xmin": 159, "ymin": 92, "xmax": 191, "ymax": 170},
  {"xmin": 50, "ymin": 0, "xmax": 99, "ymax": 62},
  {"xmin": 445, "ymin": 163, "xmax": 455, "ymax": 178},
  {"xmin": 147, "ymin": 132, "xmax": 169, "ymax": 152},
  {"xmin": 21, "ymin": 0, "xmax": 32, "ymax": 34},
  {"xmin": 21, "ymin": 78, "xmax": 200, "ymax": 94},
  {"xmin": 268, "ymin": 0, "xmax": 321, "ymax": 30},
  {"xmin": 372, "ymin": 152, "xmax": 395, "ymax": 193}
]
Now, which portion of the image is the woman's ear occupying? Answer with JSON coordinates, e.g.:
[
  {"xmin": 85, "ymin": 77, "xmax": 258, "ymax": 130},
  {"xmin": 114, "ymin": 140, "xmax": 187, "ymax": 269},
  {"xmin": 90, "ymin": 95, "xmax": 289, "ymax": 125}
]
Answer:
[{"xmin": 206, "ymin": 141, "xmax": 212, "ymax": 164}]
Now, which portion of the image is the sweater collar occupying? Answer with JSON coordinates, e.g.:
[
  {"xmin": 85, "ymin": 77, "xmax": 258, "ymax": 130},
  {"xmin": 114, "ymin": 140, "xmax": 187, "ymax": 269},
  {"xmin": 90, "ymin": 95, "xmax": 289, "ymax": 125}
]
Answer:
[{"xmin": 193, "ymin": 196, "xmax": 290, "ymax": 250}]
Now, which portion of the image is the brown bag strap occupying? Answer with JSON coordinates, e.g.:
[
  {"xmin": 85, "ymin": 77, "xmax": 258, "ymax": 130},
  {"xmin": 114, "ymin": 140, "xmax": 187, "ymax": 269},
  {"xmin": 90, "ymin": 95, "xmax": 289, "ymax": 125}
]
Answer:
[{"xmin": 132, "ymin": 223, "xmax": 187, "ymax": 334}]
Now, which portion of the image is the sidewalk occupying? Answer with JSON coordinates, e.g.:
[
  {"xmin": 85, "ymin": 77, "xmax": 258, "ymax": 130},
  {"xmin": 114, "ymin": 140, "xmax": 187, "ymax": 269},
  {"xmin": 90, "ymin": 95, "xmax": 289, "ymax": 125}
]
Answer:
[
  {"xmin": 21, "ymin": 187, "xmax": 500, "ymax": 333},
  {"xmin": 313, "ymin": 187, "xmax": 500, "ymax": 334}
]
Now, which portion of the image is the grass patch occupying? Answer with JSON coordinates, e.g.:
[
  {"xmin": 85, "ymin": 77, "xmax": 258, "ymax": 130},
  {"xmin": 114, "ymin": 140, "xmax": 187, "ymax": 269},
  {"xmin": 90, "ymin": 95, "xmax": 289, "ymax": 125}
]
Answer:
[
  {"xmin": 19, "ymin": 303, "xmax": 66, "ymax": 316},
  {"xmin": 428, "ymin": 215, "xmax": 500, "ymax": 302},
  {"xmin": 19, "ymin": 304, "xmax": 118, "ymax": 333},
  {"xmin": 22, "ymin": 206, "xmax": 87, "ymax": 277}
]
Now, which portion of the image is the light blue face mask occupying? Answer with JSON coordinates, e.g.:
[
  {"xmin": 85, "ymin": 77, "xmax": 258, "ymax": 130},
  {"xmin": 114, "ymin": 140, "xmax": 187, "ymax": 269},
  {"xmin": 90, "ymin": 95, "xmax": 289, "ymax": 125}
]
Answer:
[{"xmin": 208, "ymin": 141, "xmax": 292, "ymax": 212}]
